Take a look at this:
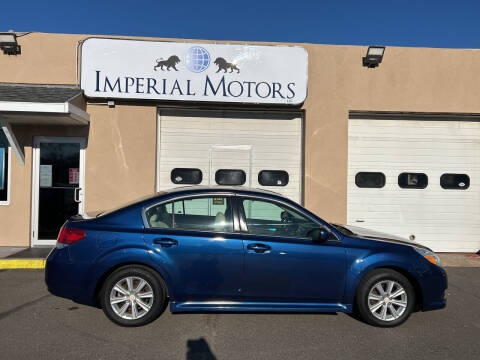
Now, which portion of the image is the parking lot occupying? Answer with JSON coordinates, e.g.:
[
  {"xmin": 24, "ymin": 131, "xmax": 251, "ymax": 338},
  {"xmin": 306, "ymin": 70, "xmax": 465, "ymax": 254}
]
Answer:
[{"xmin": 0, "ymin": 267, "xmax": 479, "ymax": 360}]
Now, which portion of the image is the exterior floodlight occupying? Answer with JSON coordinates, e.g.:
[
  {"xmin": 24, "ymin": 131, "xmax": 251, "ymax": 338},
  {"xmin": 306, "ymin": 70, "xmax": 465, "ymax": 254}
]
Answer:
[
  {"xmin": 0, "ymin": 32, "xmax": 21, "ymax": 55},
  {"xmin": 363, "ymin": 46, "xmax": 385, "ymax": 68}
]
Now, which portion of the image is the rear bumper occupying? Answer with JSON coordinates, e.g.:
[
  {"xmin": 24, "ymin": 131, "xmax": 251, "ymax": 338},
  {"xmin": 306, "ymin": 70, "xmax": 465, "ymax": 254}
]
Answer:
[{"xmin": 45, "ymin": 248, "xmax": 93, "ymax": 305}]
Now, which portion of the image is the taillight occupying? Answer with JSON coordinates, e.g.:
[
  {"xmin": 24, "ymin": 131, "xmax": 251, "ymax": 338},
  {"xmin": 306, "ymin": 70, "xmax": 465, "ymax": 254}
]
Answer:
[{"xmin": 57, "ymin": 227, "xmax": 86, "ymax": 247}]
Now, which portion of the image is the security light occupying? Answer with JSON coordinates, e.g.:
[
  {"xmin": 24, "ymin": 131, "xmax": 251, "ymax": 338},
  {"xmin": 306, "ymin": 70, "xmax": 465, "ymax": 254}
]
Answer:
[
  {"xmin": 363, "ymin": 46, "xmax": 385, "ymax": 68},
  {"xmin": 0, "ymin": 32, "xmax": 21, "ymax": 55}
]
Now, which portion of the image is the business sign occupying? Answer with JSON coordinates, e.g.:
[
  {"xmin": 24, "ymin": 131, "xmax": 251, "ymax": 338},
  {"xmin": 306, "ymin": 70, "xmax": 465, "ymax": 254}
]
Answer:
[{"xmin": 80, "ymin": 38, "xmax": 308, "ymax": 105}]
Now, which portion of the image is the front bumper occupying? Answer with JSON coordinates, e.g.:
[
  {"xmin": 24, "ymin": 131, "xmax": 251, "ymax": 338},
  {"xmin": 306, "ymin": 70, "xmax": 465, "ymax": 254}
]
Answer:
[{"xmin": 420, "ymin": 264, "xmax": 448, "ymax": 311}]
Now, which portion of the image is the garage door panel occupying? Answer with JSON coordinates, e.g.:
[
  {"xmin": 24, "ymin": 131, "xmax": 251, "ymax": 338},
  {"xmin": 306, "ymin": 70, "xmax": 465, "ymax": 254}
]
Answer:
[
  {"xmin": 348, "ymin": 118, "xmax": 480, "ymax": 252},
  {"xmin": 158, "ymin": 110, "xmax": 302, "ymax": 203}
]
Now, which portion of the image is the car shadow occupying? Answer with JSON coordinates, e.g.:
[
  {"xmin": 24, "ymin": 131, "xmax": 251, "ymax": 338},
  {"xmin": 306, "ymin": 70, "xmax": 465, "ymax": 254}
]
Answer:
[{"xmin": 186, "ymin": 338, "xmax": 217, "ymax": 360}]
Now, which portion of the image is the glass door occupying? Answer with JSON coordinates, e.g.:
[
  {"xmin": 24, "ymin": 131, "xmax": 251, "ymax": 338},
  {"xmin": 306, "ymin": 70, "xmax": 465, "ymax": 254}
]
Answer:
[{"xmin": 32, "ymin": 137, "xmax": 85, "ymax": 245}]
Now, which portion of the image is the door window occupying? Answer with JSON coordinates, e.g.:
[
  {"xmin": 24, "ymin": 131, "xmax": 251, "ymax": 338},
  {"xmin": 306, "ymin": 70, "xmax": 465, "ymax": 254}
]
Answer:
[
  {"xmin": 146, "ymin": 196, "xmax": 233, "ymax": 232},
  {"xmin": 0, "ymin": 130, "xmax": 10, "ymax": 204},
  {"xmin": 241, "ymin": 198, "xmax": 318, "ymax": 238}
]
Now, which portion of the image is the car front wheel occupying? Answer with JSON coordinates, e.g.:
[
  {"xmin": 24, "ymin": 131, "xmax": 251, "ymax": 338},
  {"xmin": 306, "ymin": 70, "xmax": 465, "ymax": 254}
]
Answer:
[
  {"xmin": 101, "ymin": 266, "xmax": 167, "ymax": 326},
  {"xmin": 356, "ymin": 269, "xmax": 415, "ymax": 327}
]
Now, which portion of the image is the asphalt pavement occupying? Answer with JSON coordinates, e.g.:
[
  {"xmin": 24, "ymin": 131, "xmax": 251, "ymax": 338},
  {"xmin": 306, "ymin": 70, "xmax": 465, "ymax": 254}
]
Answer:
[{"xmin": 0, "ymin": 267, "xmax": 479, "ymax": 360}]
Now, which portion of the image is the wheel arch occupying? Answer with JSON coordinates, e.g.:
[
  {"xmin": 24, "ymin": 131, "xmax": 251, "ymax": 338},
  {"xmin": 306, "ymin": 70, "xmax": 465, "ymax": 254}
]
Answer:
[
  {"xmin": 92, "ymin": 262, "xmax": 171, "ymax": 307},
  {"xmin": 353, "ymin": 266, "xmax": 423, "ymax": 311}
]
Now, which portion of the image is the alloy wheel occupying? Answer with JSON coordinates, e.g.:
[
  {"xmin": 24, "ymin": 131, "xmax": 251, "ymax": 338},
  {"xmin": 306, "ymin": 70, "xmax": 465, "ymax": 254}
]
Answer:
[
  {"xmin": 109, "ymin": 276, "xmax": 154, "ymax": 320},
  {"xmin": 367, "ymin": 280, "xmax": 408, "ymax": 322}
]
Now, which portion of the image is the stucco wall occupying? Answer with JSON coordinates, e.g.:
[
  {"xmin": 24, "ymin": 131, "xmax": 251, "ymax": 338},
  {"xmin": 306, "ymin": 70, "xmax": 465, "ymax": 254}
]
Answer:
[{"xmin": 1, "ymin": 32, "xmax": 480, "ymax": 246}]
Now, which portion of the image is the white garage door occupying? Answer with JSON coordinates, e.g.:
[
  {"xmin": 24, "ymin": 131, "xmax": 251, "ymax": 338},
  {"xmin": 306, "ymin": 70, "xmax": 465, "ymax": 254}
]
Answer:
[
  {"xmin": 157, "ymin": 109, "xmax": 303, "ymax": 203},
  {"xmin": 348, "ymin": 117, "xmax": 480, "ymax": 252}
]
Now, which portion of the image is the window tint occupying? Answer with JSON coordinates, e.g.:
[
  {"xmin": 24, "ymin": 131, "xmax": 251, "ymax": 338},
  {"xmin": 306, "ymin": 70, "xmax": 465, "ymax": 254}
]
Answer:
[
  {"xmin": 241, "ymin": 198, "xmax": 319, "ymax": 238},
  {"xmin": 398, "ymin": 173, "xmax": 428, "ymax": 189},
  {"xmin": 440, "ymin": 174, "xmax": 470, "ymax": 190},
  {"xmin": 171, "ymin": 168, "xmax": 202, "ymax": 185},
  {"xmin": 146, "ymin": 196, "xmax": 233, "ymax": 232},
  {"xmin": 355, "ymin": 172, "xmax": 385, "ymax": 188},
  {"xmin": 0, "ymin": 130, "xmax": 9, "ymax": 203},
  {"xmin": 215, "ymin": 169, "xmax": 246, "ymax": 185},
  {"xmin": 258, "ymin": 170, "xmax": 289, "ymax": 186}
]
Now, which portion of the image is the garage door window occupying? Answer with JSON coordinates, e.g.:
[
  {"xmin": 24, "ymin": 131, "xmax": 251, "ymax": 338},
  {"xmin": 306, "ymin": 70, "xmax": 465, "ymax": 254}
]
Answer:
[
  {"xmin": 171, "ymin": 168, "xmax": 202, "ymax": 185},
  {"xmin": 355, "ymin": 172, "xmax": 386, "ymax": 188},
  {"xmin": 258, "ymin": 170, "xmax": 289, "ymax": 186},
  {"xmin": 215, "ymin": 169, "xmax": 246, "ymax": 186},
  {"xmin": 440, "ymin": 174, "xmax": 470, "ymax": 190},
  {"xmin": 398, "ymin": 173, "xmax": 428, "ymax": 189}
]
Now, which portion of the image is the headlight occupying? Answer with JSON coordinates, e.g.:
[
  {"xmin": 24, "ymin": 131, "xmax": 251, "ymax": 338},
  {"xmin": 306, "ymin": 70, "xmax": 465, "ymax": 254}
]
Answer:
[{"xmin": 414, "ymin": 247, "xmax": 442, "ymax": 266}]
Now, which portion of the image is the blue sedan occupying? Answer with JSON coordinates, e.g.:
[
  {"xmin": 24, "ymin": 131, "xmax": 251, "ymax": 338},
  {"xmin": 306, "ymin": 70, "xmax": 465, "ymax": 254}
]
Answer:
[{"xmin": 45, "ymin": 186, "xmax": 447, "ymax": 327}]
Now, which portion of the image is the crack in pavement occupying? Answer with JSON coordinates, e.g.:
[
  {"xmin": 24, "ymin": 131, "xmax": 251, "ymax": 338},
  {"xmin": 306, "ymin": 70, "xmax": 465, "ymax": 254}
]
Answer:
[{"xmin": 0, "ymin": 294, "xmax": 51, "ymax": 321}]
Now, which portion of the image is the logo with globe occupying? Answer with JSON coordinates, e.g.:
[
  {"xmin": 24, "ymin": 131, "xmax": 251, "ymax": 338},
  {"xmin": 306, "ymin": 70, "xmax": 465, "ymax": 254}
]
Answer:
[{"xmin": 185, "ymin": 46, "xmax": 211, "ymax": 73}]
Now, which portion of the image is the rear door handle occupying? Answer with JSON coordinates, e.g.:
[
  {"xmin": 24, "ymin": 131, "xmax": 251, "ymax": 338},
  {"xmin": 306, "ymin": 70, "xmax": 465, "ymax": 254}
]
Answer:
[
  {"xmin": 247, "ymin": 243, "xmax": 271, "ymax": 254},
  {"xmin": 153, "ymin": 238, "xmax": 178, "ymax": 248}
]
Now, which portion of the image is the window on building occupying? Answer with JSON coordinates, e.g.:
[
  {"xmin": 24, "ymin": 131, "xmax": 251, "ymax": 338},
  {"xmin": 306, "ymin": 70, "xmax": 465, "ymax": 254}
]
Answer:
[
  {"xmin": 398, "ymin": 173, "xmax": 428, "ymax": 189},
  {"xmin": 170, "ymin": 168, "xmax": 202, "ymax": 185},
  {"xmin": 0, "ymin": 130, "xmax": 10, "ymax": 204},
  {"xmin": 440, "ymin": 173, "xmax": 470, "ymax": 190},
  {"xmin": 241, "ymin": 198, "xmax": 318, "ymax": 238},
  {"xmin": 215, "ymin": 169, "xmax": 246, "ymax": 186},
  {"xmin": 145, "ymin": 196, "xmax": 233, "ymax": 232},
  {"xmin": 355, "ymin": 172, "xmax": 386, "ymax": 188},
  {"xmin": 258, "ymin": 170, "xmax": 289, "ymax": 186}
]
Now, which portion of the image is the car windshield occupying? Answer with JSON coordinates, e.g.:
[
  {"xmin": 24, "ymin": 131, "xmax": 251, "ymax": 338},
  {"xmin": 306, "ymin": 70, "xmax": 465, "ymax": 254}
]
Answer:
[{"xmin": 95, "ymin": 192, "xmax": 166, "ymax": 217}]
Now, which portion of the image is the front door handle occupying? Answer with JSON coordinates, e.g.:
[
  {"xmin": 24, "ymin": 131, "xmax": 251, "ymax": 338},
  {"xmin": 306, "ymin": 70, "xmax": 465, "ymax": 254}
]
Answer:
[
  {"xmin": 247, "ymin": 243, "xmax": 271, "ymax": 254},
  {"xmin": 153, "ymin": 238, "xmax": 178, "ymax": 248}
]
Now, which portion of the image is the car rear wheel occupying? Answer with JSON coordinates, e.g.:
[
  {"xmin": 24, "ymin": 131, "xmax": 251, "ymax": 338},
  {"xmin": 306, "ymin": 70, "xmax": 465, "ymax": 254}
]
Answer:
[
  {"xmin": 101, "ymin": 266, "xmax": 167, "ymax": 326},
  {"xmin": 356, "ymin": 269, "xmax": 415, "ymax": 327}
]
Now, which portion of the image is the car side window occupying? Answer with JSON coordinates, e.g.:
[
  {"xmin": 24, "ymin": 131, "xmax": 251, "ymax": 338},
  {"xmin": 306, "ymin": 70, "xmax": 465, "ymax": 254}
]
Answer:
[
  {"xmin": 241, "ymin": 198, "xmax": 318, "ymax": 238},
  {"xmin": 146, "ymin": 196, "xmax": 233, "ymax": 232}
]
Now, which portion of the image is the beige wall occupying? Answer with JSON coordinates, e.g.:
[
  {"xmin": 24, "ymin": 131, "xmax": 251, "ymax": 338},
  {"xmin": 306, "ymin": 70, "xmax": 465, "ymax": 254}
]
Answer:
[{"xmin": 1, "ymin": 32, "xmax": 480, "ymax": 246}]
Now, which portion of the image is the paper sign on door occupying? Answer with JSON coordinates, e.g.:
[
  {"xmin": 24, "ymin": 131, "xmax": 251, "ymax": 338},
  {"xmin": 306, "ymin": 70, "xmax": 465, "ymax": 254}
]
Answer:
[
  {"xmin": 40, "ymin": 165, "xmax": 52, "ymax": 187},
  {"xmin": 69, "ymin": 168, "xmax": 79, "ymax": 185}
]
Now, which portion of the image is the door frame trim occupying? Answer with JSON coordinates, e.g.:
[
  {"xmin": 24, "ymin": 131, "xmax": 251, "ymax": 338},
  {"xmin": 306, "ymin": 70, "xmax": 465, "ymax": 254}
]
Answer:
[{"xmin": 31, "ymin": 136, "xmax": 86, "ymax": 246}]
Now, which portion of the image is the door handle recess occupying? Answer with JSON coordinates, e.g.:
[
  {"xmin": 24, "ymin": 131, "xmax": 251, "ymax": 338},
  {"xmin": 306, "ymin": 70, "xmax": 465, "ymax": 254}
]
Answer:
[
  {"xmin": 247, "ymin": 243, "xmax": 271, "ymax": 254},
  {"xmin": 153, "ymin": 238, "xmax": 178, "ymax": 248}
]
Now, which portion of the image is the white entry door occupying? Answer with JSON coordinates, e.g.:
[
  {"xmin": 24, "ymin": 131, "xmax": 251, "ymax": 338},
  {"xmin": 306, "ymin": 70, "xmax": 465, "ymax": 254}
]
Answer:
[
  {"xmin": 347, "ymin": 118, "xmax": 480, "ymax": 252},
  {"xmin": 31, "ymin": 137, "xmax": 86, "ymax": 246}
]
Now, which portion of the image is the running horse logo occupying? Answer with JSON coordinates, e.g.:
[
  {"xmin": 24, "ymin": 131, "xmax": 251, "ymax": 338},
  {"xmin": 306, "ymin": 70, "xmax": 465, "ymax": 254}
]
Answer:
[
  {"xmin": 214, "ymin": 57, "xmax": 240, "ymax": 73},
  {"xmin": 154, "ymin": 55, "xmax": 181, "ymax": 71}
]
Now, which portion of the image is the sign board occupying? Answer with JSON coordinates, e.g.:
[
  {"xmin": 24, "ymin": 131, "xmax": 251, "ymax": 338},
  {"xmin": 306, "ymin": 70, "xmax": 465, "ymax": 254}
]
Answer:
[
  {"xmin": 40, "ymin": 165, "xmax": 52, "ymax": 188},
  {"xmin": 80, "ymin": 38, "xmax": 308, "ymax": 105},
  {"xmin": 0, "ymin": 148, "xmax": 4, "ymax": 190},
  {"xmin": 69, "ymin": 168, "xmax": 79, "ymax": 185}
]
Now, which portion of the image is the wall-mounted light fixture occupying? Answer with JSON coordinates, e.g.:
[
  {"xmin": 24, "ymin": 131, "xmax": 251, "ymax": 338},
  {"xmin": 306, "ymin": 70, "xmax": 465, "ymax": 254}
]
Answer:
[
  {"xmin": 363, "ymin": 46, "xmax": 385, "ymax": 68},
  {"xmin": 0, "ymin": 32, "xmax": 21, "ymax": 55}
]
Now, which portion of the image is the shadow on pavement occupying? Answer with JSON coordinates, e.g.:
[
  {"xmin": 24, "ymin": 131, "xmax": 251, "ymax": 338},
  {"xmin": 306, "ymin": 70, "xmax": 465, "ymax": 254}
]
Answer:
[{"xmin": 186, "ymin": 338, "xmax": 217, "ymax": 360}]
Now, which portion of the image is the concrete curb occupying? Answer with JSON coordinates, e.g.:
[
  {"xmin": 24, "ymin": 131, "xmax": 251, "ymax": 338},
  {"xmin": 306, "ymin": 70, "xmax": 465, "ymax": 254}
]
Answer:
[{"xmin": 0, "ymin": 259, "xmax": 46, "ymax": 269}]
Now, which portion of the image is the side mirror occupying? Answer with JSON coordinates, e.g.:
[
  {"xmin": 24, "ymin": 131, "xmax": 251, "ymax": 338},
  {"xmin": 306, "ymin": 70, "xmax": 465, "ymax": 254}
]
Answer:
[{"xmin": 308, "ymin": 226, "xmax": 331, "ymax": 243}]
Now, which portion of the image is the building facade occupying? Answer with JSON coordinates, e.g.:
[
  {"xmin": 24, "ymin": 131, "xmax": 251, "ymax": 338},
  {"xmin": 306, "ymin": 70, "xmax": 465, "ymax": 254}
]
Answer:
[{"xmin": 0, "ymin": 32, "xmax": 479, "ymax": 252}]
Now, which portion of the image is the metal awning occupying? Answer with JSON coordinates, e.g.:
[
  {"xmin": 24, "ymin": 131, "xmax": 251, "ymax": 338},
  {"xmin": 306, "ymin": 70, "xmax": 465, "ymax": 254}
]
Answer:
[{"xmin": 0, "ymin": 83, "xmax": 90, "ymax": 165}]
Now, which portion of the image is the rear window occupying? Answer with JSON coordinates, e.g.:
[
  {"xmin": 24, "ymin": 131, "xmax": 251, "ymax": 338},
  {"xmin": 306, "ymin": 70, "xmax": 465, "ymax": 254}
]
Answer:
[
  {"xmin": 355, "ymin": 172, "xmax": 386, "ymax": 188},
  {"xmin": 215, "ymin": 169, "xmax": 246, "ymax": 186},
  {"xmin": 398, "ymin": 173, "xmax": 428, "ymax": 189},
  {"xmin": 258, "ymin": 170, "xmax": 289, "ymax": 186},
  {"xmin": 440, "ymin": 173, "xmax": 470, "ymax": 190}
]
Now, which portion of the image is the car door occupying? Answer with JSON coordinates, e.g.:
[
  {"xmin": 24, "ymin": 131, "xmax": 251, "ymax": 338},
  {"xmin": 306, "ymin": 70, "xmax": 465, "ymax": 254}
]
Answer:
[
  {"xmin": 143, "ymin": 194, "xmax": 244, "ymax": 303},
  {"xmin": 238, "ymin": 196, "xmax": 346, "ymax": 303}
]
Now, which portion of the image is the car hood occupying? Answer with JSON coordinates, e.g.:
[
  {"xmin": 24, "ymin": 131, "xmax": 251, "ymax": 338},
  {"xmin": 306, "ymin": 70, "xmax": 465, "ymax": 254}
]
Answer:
[{"xmin": 334, "ymin": 224, "xmax": 428, "ymax": 249}]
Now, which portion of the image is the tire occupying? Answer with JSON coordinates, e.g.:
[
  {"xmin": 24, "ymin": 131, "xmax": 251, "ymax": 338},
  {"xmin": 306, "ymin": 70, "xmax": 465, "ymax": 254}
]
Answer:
[
  {"xmin": 101, "ymin": 265, "xmax": 167, "ymax": 327},
  {"xmin": 355, "ymin": 269, "xmax": 415, "ymax": 327}
]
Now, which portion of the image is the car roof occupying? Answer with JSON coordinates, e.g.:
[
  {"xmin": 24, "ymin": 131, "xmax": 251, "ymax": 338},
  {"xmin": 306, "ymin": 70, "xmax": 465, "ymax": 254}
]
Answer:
[{"xmin": 162, "ymin": 185, "xmax": 283, "ymax": 197}]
